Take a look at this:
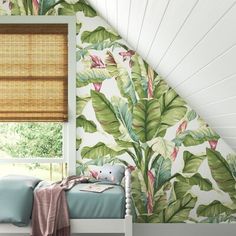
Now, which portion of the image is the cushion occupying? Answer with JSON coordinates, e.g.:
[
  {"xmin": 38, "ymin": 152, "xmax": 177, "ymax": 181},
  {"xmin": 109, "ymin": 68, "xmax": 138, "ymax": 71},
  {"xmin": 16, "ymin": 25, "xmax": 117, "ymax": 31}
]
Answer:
[
  {"xmin": 0, "ymin": 175, "xmax": 41, "ymax": 226},
  {"xmin": 90, "ymin": 164, "xmax": 125, "ymax": 185}
]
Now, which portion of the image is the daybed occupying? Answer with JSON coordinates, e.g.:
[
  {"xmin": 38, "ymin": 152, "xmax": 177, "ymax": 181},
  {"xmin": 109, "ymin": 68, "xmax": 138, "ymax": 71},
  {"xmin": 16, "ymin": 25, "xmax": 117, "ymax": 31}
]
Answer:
[{"xmin": 0, "ymin": 168, "xmax": 132, "ymax": 236}]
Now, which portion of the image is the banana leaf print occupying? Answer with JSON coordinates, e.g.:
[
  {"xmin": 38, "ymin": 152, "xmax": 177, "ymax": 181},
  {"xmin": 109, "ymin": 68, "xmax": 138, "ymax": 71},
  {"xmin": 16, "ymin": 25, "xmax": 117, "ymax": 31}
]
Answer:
[
  {"xmin": 76, "ymin": 68, "xmax": 111, "ymax": 87},
  {"xmin": 197, "ymin": 200, "xmax": 235, "ymax": 218},
  {"xmin": 81, "ymin": 142, "xmax": 125, "ymax": 159},
  {"xmin": 159, "ymin": 89, "xmax": 187, "ymax": 127},
  {"xmin": 106, "ymin": 51, "xmax": 137, "ymax": 105},
  {"xmin": 4, "ymin": 0, "xmax": 236, "ymax": 224},
  {"xmin": 182, "ymin": 151, "xmax": 206, "ymax": 174},
  {"xmin": 156, "ymin": 193, "xmax": 197, "ymax": 223},
  {"xmin": 76, "ymin": 115, "xmax": 97, "ymax": 133},
  {"xmin": 76, "ymin": 41, "xmax": 128, "ymax": 60},
  {"xmin": 131, "ymin": 54, "xmax": 148, "ymax": 99},
  {"xmin": 76, "ymin": 95, "xmax": 90, "ymax": 116},
  {"xmin": 194, "ymin": 149, "xmax": 236, "ymax": 222},
  {"xmin": 58, "ymin": 0, "xmax": 96, "ymax": 17},
  {"xmin": 91, "ymin": 90, "xmax": 122, "ymax": 138},
  {"xmin": 132, "ymin": 99, "xmax": 161, "ymax": 142},
  {"xmin": 81, "ymin": 27, "xmax": 120, "ymax": 44},
  {"xmin": 206, "ymin": 148, "xmax": 236, "ymax": 199},
  {"xmin": 174, "ymin": 173, "xmax": 212, "ymax": 198},
  {"xmin": 11, "ymin": 0, "xmax": 30, "ymax": 15},
  {"xmin": 226, "ymin": 153, "xmax": 236, "ymax": 178}
]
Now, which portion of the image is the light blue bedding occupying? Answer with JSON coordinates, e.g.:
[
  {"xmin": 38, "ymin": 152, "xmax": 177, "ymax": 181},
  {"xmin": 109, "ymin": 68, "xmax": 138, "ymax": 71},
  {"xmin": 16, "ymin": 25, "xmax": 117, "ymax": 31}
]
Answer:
[
  {"xmin": 66, "ymin": 183, "xmax": 125, "ymax": 219},
  {"xmin": 0, "ymin": 177, "xmax": 126, "ymax": 226}
]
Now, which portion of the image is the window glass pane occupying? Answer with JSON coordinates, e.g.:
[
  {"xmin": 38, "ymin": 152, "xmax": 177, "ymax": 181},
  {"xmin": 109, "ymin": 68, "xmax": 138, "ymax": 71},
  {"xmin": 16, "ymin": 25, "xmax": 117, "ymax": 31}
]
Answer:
[
  {"xmin": 0, "ymin": 122, "xmax": 62, "ymax": 158},
  {"xmin": 0, "ymin": 163, "xmax": 64, "ymax": 181}
]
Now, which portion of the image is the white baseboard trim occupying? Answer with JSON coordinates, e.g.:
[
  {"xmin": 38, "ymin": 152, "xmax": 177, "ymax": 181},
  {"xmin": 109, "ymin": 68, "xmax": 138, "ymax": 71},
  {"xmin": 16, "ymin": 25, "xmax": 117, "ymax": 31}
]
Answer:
[
  {"xmin": 73, "ymin": 223, "xmax": 236, "ymax": 236},
  {"xmin": 133, "ymin": 224, "xmax": 236, "ymax": 236}
]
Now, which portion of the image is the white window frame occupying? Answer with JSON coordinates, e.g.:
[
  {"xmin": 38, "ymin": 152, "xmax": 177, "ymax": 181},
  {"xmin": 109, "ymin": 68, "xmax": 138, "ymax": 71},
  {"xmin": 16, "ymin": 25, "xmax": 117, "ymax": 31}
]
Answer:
[{"xmin": 0, "ymin": 16, "xmax": 77, "ymax": 176}]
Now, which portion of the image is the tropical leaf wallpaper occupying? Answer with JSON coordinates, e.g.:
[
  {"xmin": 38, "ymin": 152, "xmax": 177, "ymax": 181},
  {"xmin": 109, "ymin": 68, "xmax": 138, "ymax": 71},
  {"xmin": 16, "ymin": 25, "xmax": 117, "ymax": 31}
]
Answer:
[{"xmin": 1, "ymin": 0, "xmax": 236, "ymax": 223}]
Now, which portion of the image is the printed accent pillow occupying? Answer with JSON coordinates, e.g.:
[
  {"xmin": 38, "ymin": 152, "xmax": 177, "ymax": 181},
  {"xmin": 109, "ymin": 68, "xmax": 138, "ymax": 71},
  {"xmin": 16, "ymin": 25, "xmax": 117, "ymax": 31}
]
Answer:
[{"xmin": 89, "ymin": 164, "xmax": 125, "ymax": 185}]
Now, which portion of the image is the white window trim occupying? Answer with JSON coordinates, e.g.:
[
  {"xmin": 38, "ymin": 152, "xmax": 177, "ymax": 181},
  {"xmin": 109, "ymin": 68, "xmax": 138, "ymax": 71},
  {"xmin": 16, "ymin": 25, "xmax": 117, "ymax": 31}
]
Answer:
[{"xmin": 0, "ymin": 16, "xmax": 77, "ymax": 176}]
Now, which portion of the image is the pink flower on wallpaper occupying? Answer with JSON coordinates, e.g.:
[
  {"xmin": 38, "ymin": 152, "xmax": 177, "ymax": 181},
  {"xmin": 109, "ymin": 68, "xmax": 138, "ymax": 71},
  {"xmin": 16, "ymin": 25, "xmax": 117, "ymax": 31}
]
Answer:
[
  {"xmin": 32, "ymin": 0, "xmax": 39, "ymax": 15},
  {"xmin": 176, "ymin": 120, "xmax": 188, "ymax": 135},
  {"xmin": 147, "ymin": 192, "xmax": 153, "ymax": 214},
  {"xmin": 147, "ymin": 170, "xmax": 155, "ymax": 214},
  {"xmin": 209, "ymin": 140, "xmax": 218, "ymax": 150},
  {"xmin": 93, "ymin": 82, "xmax": 102, "ymax": 92},
  {"xmin": 171, "ymin": 146, "xmax": 179, "ymax": 161},
  {"xmin": 148, "ymin": 78, "xmax": 153, "ymax": 98},
  {"xmin": 119, "ymin": 50, "xmax": 135, "ymax": 62},
  {"xmin": 90, "ymin": 55, "xmax": 106, "ymax": 69},
  {"xmin": 148, "ymin": 170, "xmax": 155, "ymax": 187}
]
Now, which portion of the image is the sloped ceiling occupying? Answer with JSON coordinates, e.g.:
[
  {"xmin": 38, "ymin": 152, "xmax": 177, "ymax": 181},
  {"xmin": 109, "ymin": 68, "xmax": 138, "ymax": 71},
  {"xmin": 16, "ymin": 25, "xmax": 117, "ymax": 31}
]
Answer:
[{"xmin": 87, "ymin": 0, "xmax": 236, "ymax": 151}]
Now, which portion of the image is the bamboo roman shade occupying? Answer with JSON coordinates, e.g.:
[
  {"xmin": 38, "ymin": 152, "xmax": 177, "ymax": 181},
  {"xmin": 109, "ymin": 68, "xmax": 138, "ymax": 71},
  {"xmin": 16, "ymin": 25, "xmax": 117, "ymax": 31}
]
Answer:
[{"xmin": 0, "ymin": 24, "xmax": 68, "ymax": 121}]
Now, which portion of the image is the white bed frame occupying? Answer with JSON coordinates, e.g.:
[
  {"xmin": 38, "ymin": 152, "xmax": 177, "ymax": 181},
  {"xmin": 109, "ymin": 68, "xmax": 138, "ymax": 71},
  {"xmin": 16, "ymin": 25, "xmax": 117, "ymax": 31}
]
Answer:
[{"xmin": 0, "ymin": 168, "xmax": 133, "ymax": 236}]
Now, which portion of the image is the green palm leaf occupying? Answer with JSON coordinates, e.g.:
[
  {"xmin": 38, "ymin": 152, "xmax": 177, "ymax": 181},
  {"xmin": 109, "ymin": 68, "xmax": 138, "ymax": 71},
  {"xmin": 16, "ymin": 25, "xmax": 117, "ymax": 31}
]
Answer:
[
  {"xmin": 174, "ymin": 173, "xmax": 212, "ymax": 198},
  {"xmin": 106, "ymin": 51, "xmax": 137, "ymax": 105},
  {"xmin": 207, "ymin": 148, "xmax": 236, "ymax": 198},
  {"xmin": 91, "ymin": 90, "xmax": 121, "ymax": 138},
  {"xmin": 132, "ymin": 99, "xmax": 161, "ymax": 142},
  {"xmin": 131, "ymin": 54, "xmax": 148, "ymax": 99},
  {"xmin": 227, "ymin": 153, "xmax": 236, "ymax": 178},
  {"xmin": 11, "ymin": 0, "xmax": 27, "ymax": 15},
  {"xmin": 76, "ymin": 95, "xmax": 90, "ymax": 116},
  {"xmin": 152, "ymin": 186, "xmax": 168, "ymax": 214},
  {"xmin": 76, "ymin": 115, "xmax": 97, "ymax": 133},
  {"xmin": 153, "ymin": 76, "xmax": 169, "ymax": 99},
  {"xmin": 76, "ymin": 69, "xmax": 111, "ymax": 87},
  {"xmin": 81, "ymin": 142, "xmax": 124, "ymax": 159},
  {"xmin": 182, "ymin": 151, "xmax": 206, "ymax": 174},
  {"xmin": 58, "ymin": 1, "xmax": 96, "ymax": 17},
  {"xmin": 183, "ymin": 127, "xmax": 220, "ymax": 147},
  {"xmin": 151, "ymin": 156, "xmax": 171, "ymax": 193},
  {"xmin": 39, "ymin": 0, "xmax": 55, "ymax": 15},
  {"xmin": 81, "ymin": 27, "xmax": 120, "ymax": 44},
  {"xmin": 147, "ymin": 137, "xmax": 174, "ymax": 159},
  {"xmin": 76, "ymin": 41, "xmax": 128, "ymax": 61},
  {"xmin": 131, "ymin": 169, "xmax": 147, "ymax": 215},
  {"xmin": 197, "ymin": 200, "xmax": 234, "ymax": 217},
  {"xmin": 158, "ymin": 193, "xmax": 197, "ymax": 223},
  {"xmin": 159, "ymin": 89, "xmax": 187, "ymax": 127},
  {"xmin": 111, "ymin": 96, "xmax": 138, "ymax": 142}
]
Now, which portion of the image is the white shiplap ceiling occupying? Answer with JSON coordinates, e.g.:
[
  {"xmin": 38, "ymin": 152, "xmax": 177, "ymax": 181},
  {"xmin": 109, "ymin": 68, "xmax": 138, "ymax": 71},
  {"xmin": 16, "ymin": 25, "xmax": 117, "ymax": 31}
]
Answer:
[{"xmin": 87, "ymin": 0, "xmax": 236, "ymax": 151}]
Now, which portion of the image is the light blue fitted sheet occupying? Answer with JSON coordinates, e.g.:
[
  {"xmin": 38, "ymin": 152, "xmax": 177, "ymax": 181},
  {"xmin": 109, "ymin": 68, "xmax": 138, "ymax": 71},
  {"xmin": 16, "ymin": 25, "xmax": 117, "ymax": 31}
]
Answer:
[{"xmin": 66, "ymin": 183, "xmax": 125, "ymax": 219}]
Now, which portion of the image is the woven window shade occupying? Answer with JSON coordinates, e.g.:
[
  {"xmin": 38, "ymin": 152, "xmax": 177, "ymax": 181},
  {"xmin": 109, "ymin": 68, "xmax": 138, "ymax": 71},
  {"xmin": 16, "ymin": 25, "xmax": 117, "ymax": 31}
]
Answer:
[{"xmin": 0, "ymin": 24, "xmax": 68, "ymax": 121}]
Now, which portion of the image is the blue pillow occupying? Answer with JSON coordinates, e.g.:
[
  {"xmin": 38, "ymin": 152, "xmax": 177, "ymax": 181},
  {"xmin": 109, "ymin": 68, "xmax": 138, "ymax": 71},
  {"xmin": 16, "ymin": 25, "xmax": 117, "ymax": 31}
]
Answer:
[
  {"xmin": 0, "ymin": 175, "xmax": 41, "ymax": 226},
  {"xmin": 90, "ymin": 164, "xmax": 125, "ymax": 185}
]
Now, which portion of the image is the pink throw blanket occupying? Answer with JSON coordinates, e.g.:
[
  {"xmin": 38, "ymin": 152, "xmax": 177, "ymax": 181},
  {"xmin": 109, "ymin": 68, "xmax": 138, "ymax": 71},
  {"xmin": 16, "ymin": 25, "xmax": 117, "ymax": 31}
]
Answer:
[{"xmin": 31, "ymin": 176, "xmax": 89, "ymax": 236}]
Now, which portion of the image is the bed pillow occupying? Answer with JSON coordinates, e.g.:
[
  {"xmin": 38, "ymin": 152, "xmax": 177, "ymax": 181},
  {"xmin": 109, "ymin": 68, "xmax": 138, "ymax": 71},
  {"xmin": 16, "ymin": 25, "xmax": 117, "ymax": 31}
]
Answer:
[
  {"xmin": 0, "ymin": 175, "xmax": 41, "ymax": 226},
  {"xmin": 90, "ymin": 164, "xmax": 125, "ymax": 185}
]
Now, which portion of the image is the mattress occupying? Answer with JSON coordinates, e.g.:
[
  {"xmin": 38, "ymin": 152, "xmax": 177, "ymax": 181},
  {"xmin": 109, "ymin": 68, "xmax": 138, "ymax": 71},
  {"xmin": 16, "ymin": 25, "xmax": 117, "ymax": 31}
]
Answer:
[{"xmin": 66, "ymin": 183, "xmax": 125, "ymax": 219}]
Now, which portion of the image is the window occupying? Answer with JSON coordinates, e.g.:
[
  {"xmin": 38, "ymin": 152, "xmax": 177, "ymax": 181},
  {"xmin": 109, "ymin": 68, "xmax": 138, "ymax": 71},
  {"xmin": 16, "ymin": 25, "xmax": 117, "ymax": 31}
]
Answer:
[{"xmin": 0, "ymin": 16, "xmax": 76, "ymax": 180}]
